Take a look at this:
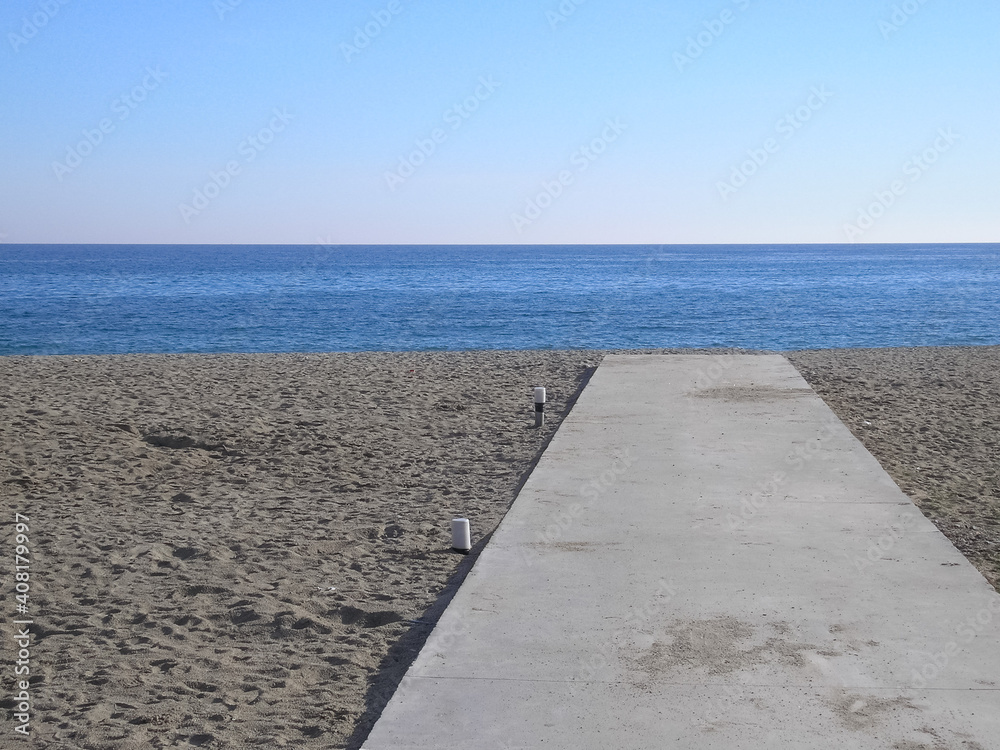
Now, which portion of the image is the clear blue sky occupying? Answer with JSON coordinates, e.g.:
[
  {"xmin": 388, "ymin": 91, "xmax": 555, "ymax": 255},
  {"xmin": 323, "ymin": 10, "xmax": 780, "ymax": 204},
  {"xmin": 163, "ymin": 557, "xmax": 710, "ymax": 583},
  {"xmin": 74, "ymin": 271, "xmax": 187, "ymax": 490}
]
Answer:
[{"xmin": 2, "ymin": 0, "xmax": 998, "ymax": 244}]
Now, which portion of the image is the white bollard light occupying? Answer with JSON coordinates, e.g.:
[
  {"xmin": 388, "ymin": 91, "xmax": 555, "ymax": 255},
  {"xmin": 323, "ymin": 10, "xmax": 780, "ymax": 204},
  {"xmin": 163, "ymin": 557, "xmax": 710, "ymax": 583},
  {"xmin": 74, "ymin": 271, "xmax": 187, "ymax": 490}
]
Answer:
[
  {"xmin": 534, "ymin": 386, "xmax": 546, "ymax": 427},
  {"xmin": 451, "ymin": 518, "xmax": 471, "ymax": 553}
]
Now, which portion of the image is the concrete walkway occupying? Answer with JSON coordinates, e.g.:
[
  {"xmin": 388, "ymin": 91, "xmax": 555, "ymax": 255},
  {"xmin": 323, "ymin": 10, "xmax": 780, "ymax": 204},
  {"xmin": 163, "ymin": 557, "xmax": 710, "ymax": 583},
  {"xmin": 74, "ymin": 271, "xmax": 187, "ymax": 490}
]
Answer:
[{"xmin": 362, "ymin": 355, "xmax": 1000, "ymax": 749}]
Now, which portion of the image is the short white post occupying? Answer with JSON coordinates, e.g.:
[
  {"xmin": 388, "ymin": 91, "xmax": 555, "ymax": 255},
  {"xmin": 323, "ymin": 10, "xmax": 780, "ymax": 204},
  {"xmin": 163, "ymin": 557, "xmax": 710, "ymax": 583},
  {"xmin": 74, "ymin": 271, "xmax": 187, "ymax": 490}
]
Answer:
[
  {"xmin": 451, "ymin": 518, "xmax": 471, "ymax": 553},
  {"xmin": 534, "ymin": 386, "xmax": 546, "ymax": 427}
]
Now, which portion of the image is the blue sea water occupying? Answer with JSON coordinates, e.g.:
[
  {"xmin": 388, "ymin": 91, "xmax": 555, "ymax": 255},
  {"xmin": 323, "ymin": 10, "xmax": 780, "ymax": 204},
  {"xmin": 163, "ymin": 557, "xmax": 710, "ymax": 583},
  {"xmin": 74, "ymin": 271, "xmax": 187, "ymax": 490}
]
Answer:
[{"xmin": 1, "ymin": 244, "xmax": 998, "ymax": 356}]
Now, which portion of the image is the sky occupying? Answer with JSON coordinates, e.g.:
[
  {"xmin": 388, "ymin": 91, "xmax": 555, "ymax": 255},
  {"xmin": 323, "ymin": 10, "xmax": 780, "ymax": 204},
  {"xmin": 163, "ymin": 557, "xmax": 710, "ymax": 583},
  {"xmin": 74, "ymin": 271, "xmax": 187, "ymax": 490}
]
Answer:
[{"xmin": 1, "ymin": 0, "xmax": 998, "ymax": 245}]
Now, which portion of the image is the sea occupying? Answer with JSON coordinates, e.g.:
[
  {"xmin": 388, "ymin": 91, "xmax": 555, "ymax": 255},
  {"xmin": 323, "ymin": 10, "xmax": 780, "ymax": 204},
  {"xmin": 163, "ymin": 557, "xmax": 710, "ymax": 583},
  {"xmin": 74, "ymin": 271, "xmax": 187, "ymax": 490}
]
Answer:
[{"xmin": 1, "ymin": 244, "xmax": 998, "ymax": 356}]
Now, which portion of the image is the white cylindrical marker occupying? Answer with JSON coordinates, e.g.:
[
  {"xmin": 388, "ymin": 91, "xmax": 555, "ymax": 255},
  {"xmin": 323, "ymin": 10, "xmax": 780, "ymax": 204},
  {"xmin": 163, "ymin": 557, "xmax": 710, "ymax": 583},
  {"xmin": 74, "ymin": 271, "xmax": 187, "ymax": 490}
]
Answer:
[
  {"xmin": 534, "ymin": 386, "xmax": 546, "ymax": 427},
  {"xmin": 451, "ymin": 518, "xmax": 471, "ymax": 553}
]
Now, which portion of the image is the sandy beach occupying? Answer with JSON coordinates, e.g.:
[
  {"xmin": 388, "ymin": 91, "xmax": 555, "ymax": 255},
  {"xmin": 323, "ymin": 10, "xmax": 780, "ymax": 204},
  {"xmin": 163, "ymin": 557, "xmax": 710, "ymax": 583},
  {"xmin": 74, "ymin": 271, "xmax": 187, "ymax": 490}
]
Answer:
[{"xmin": 2, "ymin": 348, "xmax": 998, "ymax": 749}]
